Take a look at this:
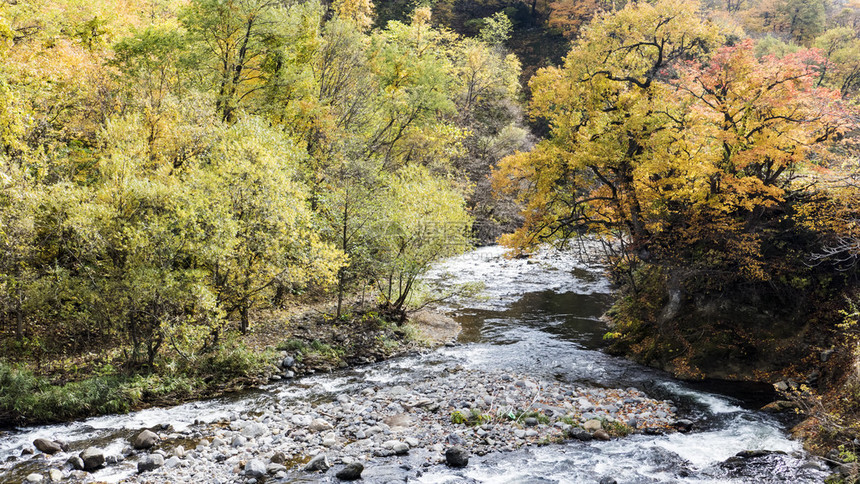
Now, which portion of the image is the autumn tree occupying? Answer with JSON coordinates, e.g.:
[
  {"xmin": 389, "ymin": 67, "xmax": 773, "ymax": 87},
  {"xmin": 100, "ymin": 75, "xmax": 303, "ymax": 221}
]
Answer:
[
  {"xmin": 191, "ymin": 117, "xmax": 345, "ymax": 334},
  {"xmin": 494, "ymin": 0, "xmax": 851, "ymax": 280},
  {"xmin": 547, "ymin": 0, "xmax": 605, "ymax": 39},
  {"xmin": 181, "ymin": 0, "xmax": 285, "ymax": 123},
  {"xmin": 815, "ymin": 27, "xmax": 860, "ymax": 99},
  {"xmin": 495, "ymin": 0, "xmax": 723, "ymax": 253}
]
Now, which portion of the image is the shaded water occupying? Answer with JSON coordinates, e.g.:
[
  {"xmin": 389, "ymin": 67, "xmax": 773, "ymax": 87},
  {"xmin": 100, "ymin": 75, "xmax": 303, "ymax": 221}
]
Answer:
[{"xmin": 0, "ymin": 245, "xmax": 830, "ymax": 483}]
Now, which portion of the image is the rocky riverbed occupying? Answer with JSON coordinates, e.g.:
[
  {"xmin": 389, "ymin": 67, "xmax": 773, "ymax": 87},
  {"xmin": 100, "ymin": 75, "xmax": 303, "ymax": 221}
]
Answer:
[
  {"xmin": 2, "ymin": 245, "xmax": 831, "ymax": 484},
  {"xmin": 13, "ymin": 353, "xmax": 689, "ymax": 483}
]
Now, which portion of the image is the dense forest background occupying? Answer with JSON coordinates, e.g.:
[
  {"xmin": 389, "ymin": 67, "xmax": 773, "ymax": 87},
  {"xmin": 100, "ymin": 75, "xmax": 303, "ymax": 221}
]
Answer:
[{"xmin": 3, "ymin": 0, "xmax": 860, "ymax": 455}]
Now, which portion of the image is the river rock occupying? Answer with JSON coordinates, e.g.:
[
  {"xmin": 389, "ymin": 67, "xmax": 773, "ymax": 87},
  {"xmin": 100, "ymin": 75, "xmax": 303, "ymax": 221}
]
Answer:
[
  {"xmin": 568, "ymin": 428, "xmax": 593, "ymax": 441},
  {"xmin": 137, "ymin": 453, "xmax": 164, "ymax": 472},
  {"xmin": 445, "ymin": 446, "xmax": 469, "ymax": 468},
  {"xmin": 244, "ymin": 459, "xmax": 266, "ymax": 478},
  {"xmin": 79, "ymin": 447, "xmax": 105, "ymax": 472},
  {"xmin": 132, "ymin": 430, "xmax": 159, "ymax": 449},
  {"xmin": 164, "ymin": 456, "xmax": 181, "ymax": 468},
  {"xmin": 761, "ymin": 401, "xmax": 797, "ymax": 413},
  {"xmin": 304, "ymin": 453, "xmax": 330, "ymax": 472},
  {"xmin": 383, "ymin": 414, "xmax": 412, "ymax": 431},
  {"xmin": 282, "ymin": 356, "xmax": 296, "ymax": 368},
  {"xmin": 382, "ymin": 440, "xmax": 409, "ymax": 455},
  {"xmin": 292, "ymin": 414, "xmax": 313, "ymax": 427},
  {"xmin": 231, "ymin": 435, "xmax": 247, "ymax": 447},
  {"xmin": 49, "ymin": 469, "xmax": 63, "ymax": 481},
  {"xmin": 270, "ymin": 452, "xmax": 287, "ymax": 464},
  {"xmin": 446, "ymin": 433, "xmax": 466, "ymax": 445},
  {"xmin": 241, "ymin": 422, "xmax": 267, "ymax": 438},
  {"xmin": 583, "ymin": 419, "xmax": 603, "ymax": 432},
  {"xmin": 309, "ymin": 418, "xmax": 333, "ymax": 432},
  {"xmin": 66, "ymin": 456, "xmax": 84, "ymax": 471},
  {"xmin": 593, "ymin": 430, "xmax": 611, "ymax": 441},
  {"xmin": 33, "ymin": 439, "xmax": 62, "ymax": 455},
  {"xmin": 599, "ymin": 478, "xmax": 618, "ymax": 484},
  {"xmin": 672, "ymin": 419, "xmax": 694, "ymax": 432},
  {"xmin": 25, "ymin": 473, "xmax": 43, "ymax": 483},
  {"xmin": 336, "ymin": 462, "xmax": 364, "ymax": 481}
]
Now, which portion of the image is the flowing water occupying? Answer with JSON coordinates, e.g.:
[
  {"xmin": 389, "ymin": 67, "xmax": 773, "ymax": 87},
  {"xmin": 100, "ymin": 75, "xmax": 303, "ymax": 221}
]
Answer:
[{"xmin": 0, "ymin": 245, "xmax": 831, "ymax": 483}]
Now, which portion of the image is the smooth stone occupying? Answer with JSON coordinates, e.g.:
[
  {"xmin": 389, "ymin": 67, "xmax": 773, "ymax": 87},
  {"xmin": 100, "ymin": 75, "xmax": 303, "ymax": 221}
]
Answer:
[
  {"xmin": 164, "ymin": 456, "xmax": 181, "ymax": 468},
  {"xmin": 445, "ymin": 447, "xmax": 469, "ymax": 468},
  {"xmin": 304, "ymin": 453, "xmax": 330, "ymax": 472},
  {"xmin": 336, "ymin": 462, "xmax": 364, "ymax": 481},
  {"xmin": 231, "ymin": 435, "xmax": 247, "ymax": 448},
  {"xmin": 244, "ymin": 459, "xmax": 266, "ymax": 478},
  {"xmin": 594, "ymin": 430, "xmax": 611, "ymax": 441},
  {"xmin": 292, "ymin": 415, "xmax": 312, "ymax": 427},
  {"xmin": 382, "ymin": 440, "xmax": 409, "ymax": 455},
  {"xmin": 309, "ymin": 418, "xmax": 333, "ymax": 432},
  {"xmin": 568, "ymin": 428, "xmax": 593, "ymax": 441},
  {"xmin": 49, "ymin": 469, "xmax": 64, "ymax": 481},
  {"xmin": 66, "ymin": 456, "xmax": 84, "ymax": 471},
  {"xmin": 79, "ymin": 448, "xmax": 105, "ymax": 472},
  {"xmin": 241, "ymin": 422, "xmax": 267, "ymax": 438},
  {"xmin": 583, "ymin": 419, "xmax": 603, "ymax": 432},
  {"xmin": 323, "ymin": 433, "xmax": 338, "ymax": 447},
  {"xmin": 137, "ymin": 453, "xmax": 165, "ymax": 473},
  {"xmin": 33, "ymin": 439, "xmax": 62, "ymax": 455},
  {"xmin": 270, "ymin": 452, "xmax": 287, "ymax": 464},
  {"xmin": 25, "ymin": 473, "xmax": 43, "ymax": 483},
  {"xmin": 132, "ymin": 430, "xmax": 159, "ymax": 450}
]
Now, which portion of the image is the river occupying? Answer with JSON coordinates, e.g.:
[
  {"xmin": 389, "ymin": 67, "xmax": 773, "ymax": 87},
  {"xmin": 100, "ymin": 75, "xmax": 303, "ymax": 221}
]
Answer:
[{"xmin": 0, "ymin": 245, "xmax": 830, "ymax": 483}]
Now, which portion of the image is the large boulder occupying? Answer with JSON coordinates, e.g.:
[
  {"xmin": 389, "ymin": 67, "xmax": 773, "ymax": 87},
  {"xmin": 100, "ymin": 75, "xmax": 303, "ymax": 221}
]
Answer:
[
  {"xmin": 132, "ymin": 430, "xmax": 159, "ymax": 450},
  {"xmin": 79, "ymin": 447, "xmax": 105, "ymax": 472},
  {"xmin": 33, "ymin": 438, "xmax": 62, "ymax": 455}
]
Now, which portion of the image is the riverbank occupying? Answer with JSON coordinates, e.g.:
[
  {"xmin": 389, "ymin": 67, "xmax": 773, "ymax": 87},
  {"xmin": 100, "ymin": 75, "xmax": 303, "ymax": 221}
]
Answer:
[
  {"xmin": 1, "ymin": 245, "xmax": 835, "ymax": 483},
  {"xmin": 10, "ymin": 365, "xmax": 693, "ymax": 483},
  {"xmin": 0, "ymin": 304, "xmax": 455, "ymax": 429}
]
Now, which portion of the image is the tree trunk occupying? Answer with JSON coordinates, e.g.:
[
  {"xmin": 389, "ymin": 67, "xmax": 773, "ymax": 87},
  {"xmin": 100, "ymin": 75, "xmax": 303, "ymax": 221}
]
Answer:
[{"xmin": 240, "ymin": 305, "xmax": 250, "ymax": 334}]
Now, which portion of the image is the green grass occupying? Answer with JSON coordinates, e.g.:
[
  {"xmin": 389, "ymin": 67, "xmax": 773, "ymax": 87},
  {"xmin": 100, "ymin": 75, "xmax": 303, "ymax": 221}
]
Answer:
[
  {"xmin": 450, "ymin": 409, "xmax": 492, "ymax": 426},
  {"xmin": 0, "ymin": 342, "xmax": 275, "ymax": 426}
]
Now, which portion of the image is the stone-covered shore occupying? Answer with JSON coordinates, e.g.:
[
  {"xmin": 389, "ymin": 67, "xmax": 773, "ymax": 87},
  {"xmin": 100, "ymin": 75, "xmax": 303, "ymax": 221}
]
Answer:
[{"xmin": 22, "ymin": 360, "xmax": 690, "ymax": 483}]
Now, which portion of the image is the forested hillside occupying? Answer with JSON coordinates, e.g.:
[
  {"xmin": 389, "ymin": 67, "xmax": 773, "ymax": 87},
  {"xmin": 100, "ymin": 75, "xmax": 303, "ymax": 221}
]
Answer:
[
  {"xmin": 0, "ymin": 0, "xmax": 524, "ymax": 423},
  {"xmin": 4, "ymin": 0, "xmax": 860, "ymax": 466}
]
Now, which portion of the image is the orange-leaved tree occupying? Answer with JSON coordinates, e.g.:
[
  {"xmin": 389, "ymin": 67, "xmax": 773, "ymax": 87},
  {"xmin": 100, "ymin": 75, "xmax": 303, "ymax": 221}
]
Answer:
[{"xmin": 494, "ymin": 0, "xmax": 853, "ymax": 282}]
